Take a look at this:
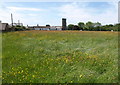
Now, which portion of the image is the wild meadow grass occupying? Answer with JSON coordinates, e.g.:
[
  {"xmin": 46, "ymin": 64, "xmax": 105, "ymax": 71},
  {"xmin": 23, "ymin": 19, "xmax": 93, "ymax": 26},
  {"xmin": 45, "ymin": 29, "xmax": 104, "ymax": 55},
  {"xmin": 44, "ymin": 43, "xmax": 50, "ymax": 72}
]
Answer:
[{"xmin": 2, "ymin": 31, "xmax": 118, "ymax": 83}]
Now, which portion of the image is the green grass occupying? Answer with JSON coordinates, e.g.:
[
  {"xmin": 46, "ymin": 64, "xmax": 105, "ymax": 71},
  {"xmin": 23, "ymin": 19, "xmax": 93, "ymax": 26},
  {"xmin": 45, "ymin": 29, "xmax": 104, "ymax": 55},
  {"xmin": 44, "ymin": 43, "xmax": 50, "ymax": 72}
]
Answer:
[{"xmin": 2, "ymin": 31, "xmax": 118, "ymax": 83}]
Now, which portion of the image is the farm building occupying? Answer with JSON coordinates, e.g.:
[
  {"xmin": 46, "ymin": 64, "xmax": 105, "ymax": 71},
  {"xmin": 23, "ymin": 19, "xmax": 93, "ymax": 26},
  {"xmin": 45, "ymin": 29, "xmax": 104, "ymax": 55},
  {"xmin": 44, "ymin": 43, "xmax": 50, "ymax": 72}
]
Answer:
[
  {"xmin": 27, "ymin": 18, "xmax": 66, "ymax": 31},
  {"xmin": 0, "ymin": 21, "xmax": 12, "ymax": 31},
  {"xmin": 27, "ymin": 25, "xmax": 62, "ymax": 30}
]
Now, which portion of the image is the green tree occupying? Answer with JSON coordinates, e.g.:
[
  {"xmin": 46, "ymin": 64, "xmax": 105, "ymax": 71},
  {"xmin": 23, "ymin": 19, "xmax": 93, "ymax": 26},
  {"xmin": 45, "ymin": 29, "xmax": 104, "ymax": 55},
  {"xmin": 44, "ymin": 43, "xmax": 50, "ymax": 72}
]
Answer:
[
  {"xmin": 78, "ymin": 22, "xmax": 85, "ymax": 30},
  {"xmin": 112, "ymin": 23, "xmax": 120, "ymax": 31},
  {"xmin": 15, "ymin": 25, "xmax": 26, "ymax": 31},
  {"xmin": 74, "ymin": 25, "xmax": 80, "ymax": 30},
  {"xmin": 85, "ymin": 21, "xmax": 94, "ymax": 31},
  {"xmin": 116, "ymin": 23, "xmax": 120, "ymax": 31},
  {"xmin": 93, "ymin": 22, "xmax": 102, "ymax": 31},
  {"xmin": 68, "ymin": 24, "xmax": 74, "ymax": 30}
]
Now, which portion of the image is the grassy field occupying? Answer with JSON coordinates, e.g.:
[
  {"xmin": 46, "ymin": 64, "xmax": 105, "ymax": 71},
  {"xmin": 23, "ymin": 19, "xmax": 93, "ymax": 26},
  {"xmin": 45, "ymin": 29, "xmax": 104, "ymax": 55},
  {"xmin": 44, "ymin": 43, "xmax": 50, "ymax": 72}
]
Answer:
[{"xmin": 2, "ymin": 31, "xmax": 118, "ymax": 83}]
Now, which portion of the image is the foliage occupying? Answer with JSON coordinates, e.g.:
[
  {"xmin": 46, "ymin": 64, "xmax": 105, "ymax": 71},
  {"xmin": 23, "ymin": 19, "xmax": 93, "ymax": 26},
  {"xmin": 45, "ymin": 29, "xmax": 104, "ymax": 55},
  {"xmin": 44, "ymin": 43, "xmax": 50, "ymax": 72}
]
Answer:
[
  {"xmin": 73, "ymin": 25, "xmax": 79, "ymax": 30},
  {"xmin": 2, "ymin": 31, "xmax": 118, "ymax": 83},
  {"xmin": 46, "ymin": 24, "xmax": 50, "ymax": 27},
  {"xmin": 14, "ymin": 25, "xmax": 26, "ymax": 31},
  {"xmin": 68, "ymin": 24, "xmax": 74, "ymax": 30},
  {"xmin": 68, "ymin": 21, "xmax": 119, "ymax": 31},
  {"xmin": 85, "ymin": 21, "xmax": 94, "ymax": 31},
  {"xmin": 78, "ymin": 22, "xmax": 85, "ymax": 30}
]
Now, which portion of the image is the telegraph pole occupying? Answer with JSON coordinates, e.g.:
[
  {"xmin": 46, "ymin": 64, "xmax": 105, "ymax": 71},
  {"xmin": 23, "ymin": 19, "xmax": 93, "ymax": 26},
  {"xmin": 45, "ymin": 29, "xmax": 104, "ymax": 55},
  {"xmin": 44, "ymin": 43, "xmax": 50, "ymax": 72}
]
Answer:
[
  {"xmin": 11, "ymin": 13, "xmax": 13, "ymax": 27},
  {"xmin": 18, "ymin": 20, "xmax": 20, "ymax": 25}
]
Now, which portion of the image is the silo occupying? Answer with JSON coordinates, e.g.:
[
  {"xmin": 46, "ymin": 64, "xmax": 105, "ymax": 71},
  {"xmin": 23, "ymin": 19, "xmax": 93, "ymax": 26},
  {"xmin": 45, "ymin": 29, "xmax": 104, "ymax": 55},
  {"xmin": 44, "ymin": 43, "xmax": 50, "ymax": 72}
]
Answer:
[{"xmin": 62, "ymin": 18, "xmax": 67, "ymax": 30}]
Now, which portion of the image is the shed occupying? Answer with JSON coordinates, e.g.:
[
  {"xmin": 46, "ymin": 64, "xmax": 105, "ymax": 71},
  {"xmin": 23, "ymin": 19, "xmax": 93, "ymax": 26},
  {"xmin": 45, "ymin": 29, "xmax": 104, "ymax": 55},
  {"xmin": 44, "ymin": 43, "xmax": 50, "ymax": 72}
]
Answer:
[{"xmin": 0, "ymin": 21, "xmax": 11, "ymax": 31}]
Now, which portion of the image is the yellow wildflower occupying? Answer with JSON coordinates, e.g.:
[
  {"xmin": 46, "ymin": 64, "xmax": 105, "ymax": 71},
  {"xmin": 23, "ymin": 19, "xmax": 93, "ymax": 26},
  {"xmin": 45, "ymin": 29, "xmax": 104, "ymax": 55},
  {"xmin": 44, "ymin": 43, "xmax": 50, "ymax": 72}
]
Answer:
[
  {"xmin": 11, "ymin": 81, "xmax": 14, "ymax": 83},
  {"xmin": 21, "ymin": 70, "xmax": 23, "ymax": 73},
  {"xmin": 32, "ymin": 75, "xmax": 35, "ymax": 78},
  {"xmin": 80, "ymin": 75, "xmax": 82, "ymax": 78},
  {"xmin": 18, "ymin": 71, "xmax": 20, "ymax": 74},
  {"xmin": 66, "ymin": 59, "xmax": 68, "ymax": 63},
  {"xmin": 12, "ymin": 67, "xmax": 14, "ymax": 70}
]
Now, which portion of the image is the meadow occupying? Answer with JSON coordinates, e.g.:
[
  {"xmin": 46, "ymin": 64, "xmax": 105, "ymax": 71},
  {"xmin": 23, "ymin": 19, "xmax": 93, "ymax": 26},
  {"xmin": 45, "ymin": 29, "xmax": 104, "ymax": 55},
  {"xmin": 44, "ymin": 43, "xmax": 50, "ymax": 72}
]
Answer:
[{"xmin": 2, "ymin": 31, "xmax": 118, "ymax": 83}]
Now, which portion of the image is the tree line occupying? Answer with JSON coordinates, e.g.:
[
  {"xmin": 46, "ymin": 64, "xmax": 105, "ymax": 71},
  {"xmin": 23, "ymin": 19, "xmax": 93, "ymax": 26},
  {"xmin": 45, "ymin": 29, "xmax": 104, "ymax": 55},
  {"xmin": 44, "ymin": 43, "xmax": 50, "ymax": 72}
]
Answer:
[{"xmin": 68, "ymin": 21, "xmax": 120, "ymax": 31}]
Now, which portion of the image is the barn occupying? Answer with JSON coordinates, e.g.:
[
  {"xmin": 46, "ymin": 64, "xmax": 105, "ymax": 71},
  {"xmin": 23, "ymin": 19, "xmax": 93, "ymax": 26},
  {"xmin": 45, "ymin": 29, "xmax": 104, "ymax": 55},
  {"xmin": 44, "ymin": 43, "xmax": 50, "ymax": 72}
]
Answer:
[
  {"xmin": 27, "ymin": 26, "xmax": 62, "ymax": 30},
  {"xmin": 0, "ymin": 21, "xmax": 12, "ymax": 31},
  {"xmin": 27, "ymin": 18, "xmax": 66, "ymax": 31}
]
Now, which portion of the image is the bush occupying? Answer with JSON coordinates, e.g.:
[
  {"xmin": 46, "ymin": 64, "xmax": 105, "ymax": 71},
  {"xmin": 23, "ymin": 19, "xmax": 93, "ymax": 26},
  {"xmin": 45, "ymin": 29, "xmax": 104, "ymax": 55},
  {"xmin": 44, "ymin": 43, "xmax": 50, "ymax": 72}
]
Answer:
[{"xmin": 14, "ymin": 25, "xmax": 26, "ymax": 31}]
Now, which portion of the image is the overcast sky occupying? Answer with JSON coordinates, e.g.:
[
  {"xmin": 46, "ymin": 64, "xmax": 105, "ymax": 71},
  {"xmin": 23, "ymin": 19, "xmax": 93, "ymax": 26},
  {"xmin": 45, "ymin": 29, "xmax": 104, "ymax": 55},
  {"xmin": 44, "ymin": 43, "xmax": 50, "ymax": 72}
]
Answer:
[{"xmin": 0, "ymin": 1, "xmax": 118, "ymax": 26}]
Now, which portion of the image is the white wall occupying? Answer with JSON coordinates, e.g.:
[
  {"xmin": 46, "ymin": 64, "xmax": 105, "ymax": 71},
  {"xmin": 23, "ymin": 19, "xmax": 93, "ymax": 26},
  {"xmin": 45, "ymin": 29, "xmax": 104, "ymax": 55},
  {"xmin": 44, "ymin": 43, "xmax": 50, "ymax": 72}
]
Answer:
[
  {"xmin": 34, "ymin": 27, "xmax": 62, "ymax": 30},
  {"xmin": 0, "ymin": 22, "xmax": 2, "ymax": 31},
  {"xmin": 34, "ymin": 28, "xmax": 50, "ymax": 30}
]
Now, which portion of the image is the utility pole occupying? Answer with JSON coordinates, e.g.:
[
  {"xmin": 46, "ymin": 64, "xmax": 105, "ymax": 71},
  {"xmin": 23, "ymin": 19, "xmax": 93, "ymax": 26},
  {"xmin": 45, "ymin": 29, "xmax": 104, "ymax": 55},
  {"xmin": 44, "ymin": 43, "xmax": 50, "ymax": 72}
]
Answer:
[
  {"xmin": 18, "ymin": 20, "xmax": 20, "ymax": 25},
  {"xmin": 11, "ymin": 13, "xmax": 13, "ymax": 27}
]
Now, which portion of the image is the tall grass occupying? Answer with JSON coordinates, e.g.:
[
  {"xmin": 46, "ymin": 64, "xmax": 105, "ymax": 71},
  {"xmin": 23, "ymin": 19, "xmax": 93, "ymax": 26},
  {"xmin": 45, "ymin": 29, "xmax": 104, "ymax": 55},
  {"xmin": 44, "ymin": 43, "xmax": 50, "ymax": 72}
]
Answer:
[{"xmin": 2, "ymin": 31, "xmax": 118, "ymax": 83}]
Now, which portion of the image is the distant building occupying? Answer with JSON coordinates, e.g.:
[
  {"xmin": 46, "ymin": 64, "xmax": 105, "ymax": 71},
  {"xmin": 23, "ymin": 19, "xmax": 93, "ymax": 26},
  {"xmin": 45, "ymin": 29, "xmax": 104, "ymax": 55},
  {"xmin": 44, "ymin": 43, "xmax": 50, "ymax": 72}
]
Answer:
[
  {"xmin": 50, "ymin": 26, "xmax": 62, "ymax": 30},
  {"xmin": 27, "ymin": 18, "xmax": 66, "ymax": 31},
  {"xmin": 0, "ymin": 21, "xmax": 12, "ymax": 31},
  {"xmin": 27, "ymin": 25, "xmax": 62, "ymax": 30}
]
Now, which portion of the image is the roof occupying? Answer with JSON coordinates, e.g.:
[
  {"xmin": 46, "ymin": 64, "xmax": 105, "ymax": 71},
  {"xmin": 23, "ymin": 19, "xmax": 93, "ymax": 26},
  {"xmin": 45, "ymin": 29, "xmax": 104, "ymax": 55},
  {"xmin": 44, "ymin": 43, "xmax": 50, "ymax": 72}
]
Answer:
[
  {"xmin": 51, "ymin": 26, "xmax": 62, "ymax": 29},
  {"xmin": 28, "ymin": 26, "xmax": 46, "ymax": 28}
]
